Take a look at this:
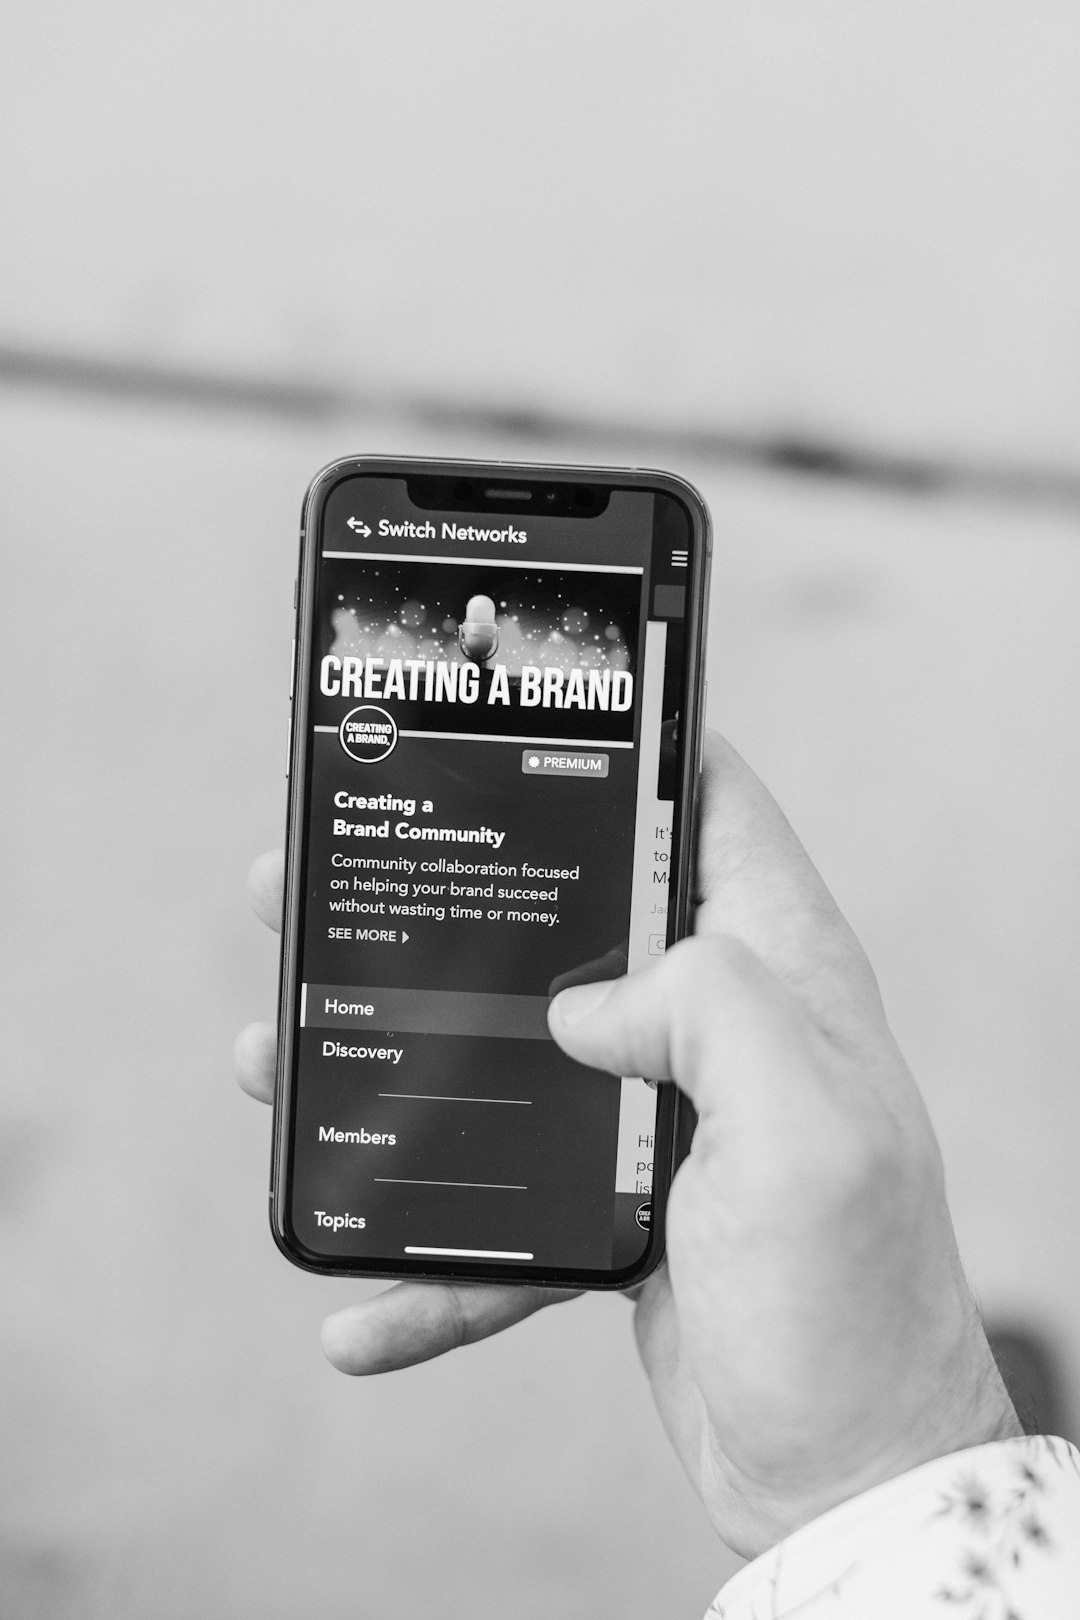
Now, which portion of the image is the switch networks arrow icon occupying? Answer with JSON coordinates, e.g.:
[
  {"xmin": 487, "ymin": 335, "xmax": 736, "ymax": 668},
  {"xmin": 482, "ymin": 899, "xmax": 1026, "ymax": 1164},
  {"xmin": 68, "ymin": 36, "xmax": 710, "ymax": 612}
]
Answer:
[{"xmin": 346, "ymin": 517, "xmax": 372, "ymax": 536}]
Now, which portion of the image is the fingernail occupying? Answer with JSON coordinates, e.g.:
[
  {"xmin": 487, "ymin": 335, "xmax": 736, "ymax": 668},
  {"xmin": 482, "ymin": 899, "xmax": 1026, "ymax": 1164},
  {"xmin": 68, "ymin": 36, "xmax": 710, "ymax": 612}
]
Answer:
[{"xmin": 550, "ymin": 979, "xmax": 617, "ymax": 1028}]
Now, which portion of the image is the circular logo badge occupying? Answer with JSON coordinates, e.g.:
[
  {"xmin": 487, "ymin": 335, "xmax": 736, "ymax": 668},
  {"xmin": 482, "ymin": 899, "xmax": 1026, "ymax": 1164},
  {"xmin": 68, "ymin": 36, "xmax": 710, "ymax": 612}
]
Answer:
[
  {"xmin": 339, "ymin": 705, "xmax": 398, "ymax": 764},
  {"xmin": 635, "ymin": 1201, "xmax": 652, "ymax": 1231}
]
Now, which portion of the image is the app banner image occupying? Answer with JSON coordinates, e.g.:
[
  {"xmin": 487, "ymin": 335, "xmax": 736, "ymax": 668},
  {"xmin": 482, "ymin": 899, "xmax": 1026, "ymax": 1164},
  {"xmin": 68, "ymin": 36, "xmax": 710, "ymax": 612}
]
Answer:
[{"xmin": 310, "ymin": 558, "xmax": 641, "ymax": 746}]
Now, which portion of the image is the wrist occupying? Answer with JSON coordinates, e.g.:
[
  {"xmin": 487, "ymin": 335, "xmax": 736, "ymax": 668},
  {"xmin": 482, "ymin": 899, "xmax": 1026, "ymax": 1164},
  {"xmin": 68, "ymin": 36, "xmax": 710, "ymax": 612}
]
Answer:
[{"xmin": 708, "ymin": 1323, "xmax": 1023, "ymax": 1558}]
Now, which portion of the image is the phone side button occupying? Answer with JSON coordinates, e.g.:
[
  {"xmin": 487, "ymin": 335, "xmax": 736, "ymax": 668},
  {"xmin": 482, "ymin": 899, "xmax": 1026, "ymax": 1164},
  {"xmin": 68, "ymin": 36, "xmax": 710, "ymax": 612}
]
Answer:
[{"xmin": 285, "ymin": 715, "xmax": 292, "ymax": 778}]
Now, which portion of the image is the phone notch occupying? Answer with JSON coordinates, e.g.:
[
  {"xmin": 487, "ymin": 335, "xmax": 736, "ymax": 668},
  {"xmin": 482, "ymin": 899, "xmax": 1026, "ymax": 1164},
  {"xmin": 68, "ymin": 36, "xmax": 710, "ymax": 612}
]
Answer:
[{"xmin": 406, "ymin": 474, "xmax": 610, "ymax": 518}]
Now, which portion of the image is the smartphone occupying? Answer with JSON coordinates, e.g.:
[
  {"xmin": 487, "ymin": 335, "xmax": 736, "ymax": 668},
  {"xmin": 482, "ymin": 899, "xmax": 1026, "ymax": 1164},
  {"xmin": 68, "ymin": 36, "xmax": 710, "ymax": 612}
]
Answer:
[{"xmin": 271, "ymin": 456, "xmax": 711, "ymax": 1289}]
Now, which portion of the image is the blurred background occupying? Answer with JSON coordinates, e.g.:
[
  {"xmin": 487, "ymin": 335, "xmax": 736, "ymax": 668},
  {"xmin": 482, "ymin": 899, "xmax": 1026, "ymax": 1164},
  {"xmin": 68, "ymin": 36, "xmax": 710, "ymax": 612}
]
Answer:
[{"xmin": 2, "ymin": 3, "xmax": 1079, "ymax": 1616}]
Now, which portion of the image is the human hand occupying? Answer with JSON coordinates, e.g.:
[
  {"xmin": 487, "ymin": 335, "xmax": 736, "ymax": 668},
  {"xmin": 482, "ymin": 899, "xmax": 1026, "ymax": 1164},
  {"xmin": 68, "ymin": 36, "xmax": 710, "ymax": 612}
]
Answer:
[
  {"xmin": 547, "ymin": 733, "xmax": 1021, "ymax": 1555},
  {"xmin": 234, "ymin": 732, "xmax": 1019, "ymax": 1557}
]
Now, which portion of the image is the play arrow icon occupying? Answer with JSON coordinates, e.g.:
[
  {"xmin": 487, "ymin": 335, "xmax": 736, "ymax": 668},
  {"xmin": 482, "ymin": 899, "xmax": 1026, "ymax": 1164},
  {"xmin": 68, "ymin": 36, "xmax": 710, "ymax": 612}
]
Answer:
[
  {"xmin": 402, "ymin": 931, "xmax": 409, "ymax": 943},
  {"xmin": 346, "ymin": 517, "xmax": 372, "ymax": 536}
]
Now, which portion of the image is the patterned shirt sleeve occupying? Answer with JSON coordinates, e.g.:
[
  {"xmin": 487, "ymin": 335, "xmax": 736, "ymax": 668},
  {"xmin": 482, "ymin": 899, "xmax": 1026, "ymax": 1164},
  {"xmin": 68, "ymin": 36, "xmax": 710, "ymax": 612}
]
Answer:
[{"xmin": 706, "ymin": 1435, "xmax": 1080, "ymax": 1620}]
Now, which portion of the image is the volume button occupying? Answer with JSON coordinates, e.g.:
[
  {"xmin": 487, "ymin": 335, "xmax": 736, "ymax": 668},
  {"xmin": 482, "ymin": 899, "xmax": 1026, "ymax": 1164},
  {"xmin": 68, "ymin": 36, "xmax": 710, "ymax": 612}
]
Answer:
[{"xmin": 289, "ymin": 639, "xmax": 296, "ymax": 702}]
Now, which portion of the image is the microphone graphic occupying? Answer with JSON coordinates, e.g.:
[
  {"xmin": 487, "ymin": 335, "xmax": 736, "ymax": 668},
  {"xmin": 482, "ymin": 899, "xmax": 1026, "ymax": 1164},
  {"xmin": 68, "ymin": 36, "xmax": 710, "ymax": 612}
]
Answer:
[{"xmin": 458, "ymin": 595, "xmax": 499, "ymax": 664}]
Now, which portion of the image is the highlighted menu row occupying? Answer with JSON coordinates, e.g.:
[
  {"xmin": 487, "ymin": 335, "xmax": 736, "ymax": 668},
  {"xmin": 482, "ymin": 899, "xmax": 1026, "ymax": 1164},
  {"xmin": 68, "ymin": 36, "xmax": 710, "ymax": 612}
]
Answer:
[{"xmin": 302, "ymin": 983, "xmax": 551, "ymax": 1040}]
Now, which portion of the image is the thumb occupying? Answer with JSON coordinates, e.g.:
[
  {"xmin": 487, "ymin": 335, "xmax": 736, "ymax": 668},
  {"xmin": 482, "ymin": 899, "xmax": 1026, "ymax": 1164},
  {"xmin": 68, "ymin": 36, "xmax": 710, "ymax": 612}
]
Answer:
[{"xmin": 547, "ymin": 933, "xmax": 814, "ymax": 1123}]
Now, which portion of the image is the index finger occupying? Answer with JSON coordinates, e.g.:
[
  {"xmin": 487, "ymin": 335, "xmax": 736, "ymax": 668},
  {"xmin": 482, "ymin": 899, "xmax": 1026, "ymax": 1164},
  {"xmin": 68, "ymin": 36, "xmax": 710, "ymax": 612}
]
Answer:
[
  {"xmin": 322, "ymin": 1280, "xmax": 581, "ymax": 1374},
  {"xmin": 248, "ymin": 849, "xmax": 284, "ymax": 933}
]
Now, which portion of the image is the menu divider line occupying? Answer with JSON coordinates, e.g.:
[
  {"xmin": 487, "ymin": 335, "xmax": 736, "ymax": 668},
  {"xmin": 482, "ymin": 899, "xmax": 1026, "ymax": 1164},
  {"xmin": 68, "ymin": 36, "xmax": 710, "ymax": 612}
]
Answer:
[
  {"xmin": 378, "ymin": 1092, "xmax": 531, "ymax": 1105},
  {"xmin": 375, "ymin": 1177, "xmax": 527, "ymax": 1190}
]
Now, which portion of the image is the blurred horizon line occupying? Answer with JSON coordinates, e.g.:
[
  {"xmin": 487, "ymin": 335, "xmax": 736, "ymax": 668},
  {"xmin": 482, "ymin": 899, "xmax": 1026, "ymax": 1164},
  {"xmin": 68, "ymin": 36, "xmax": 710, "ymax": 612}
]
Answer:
[{"xmin": 3, "ymin": 341, "xmax": 1079, "ymax": 511}]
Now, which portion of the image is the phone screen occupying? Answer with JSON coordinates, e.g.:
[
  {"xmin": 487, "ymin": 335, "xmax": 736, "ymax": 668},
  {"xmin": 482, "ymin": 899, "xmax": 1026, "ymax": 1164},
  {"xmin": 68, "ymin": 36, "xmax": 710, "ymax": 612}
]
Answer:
[{"xmin": 278, "ymin": 468, "xmax": 706, "ymax": 1283}]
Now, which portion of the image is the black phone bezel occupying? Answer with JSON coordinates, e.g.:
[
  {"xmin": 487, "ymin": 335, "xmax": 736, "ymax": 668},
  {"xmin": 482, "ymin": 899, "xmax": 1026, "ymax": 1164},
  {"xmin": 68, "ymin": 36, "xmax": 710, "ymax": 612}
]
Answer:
[{"xmin": 270, "ymin": 455, "xmax": 711, "ymax": 1290}]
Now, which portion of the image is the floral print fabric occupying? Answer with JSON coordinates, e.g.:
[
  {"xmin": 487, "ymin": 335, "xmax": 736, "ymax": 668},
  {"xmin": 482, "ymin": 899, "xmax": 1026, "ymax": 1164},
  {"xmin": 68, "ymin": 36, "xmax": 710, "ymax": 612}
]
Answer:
[{"xmin": 708, "ymin": 1436, "xmax": 1080, "ymax": 1620}]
